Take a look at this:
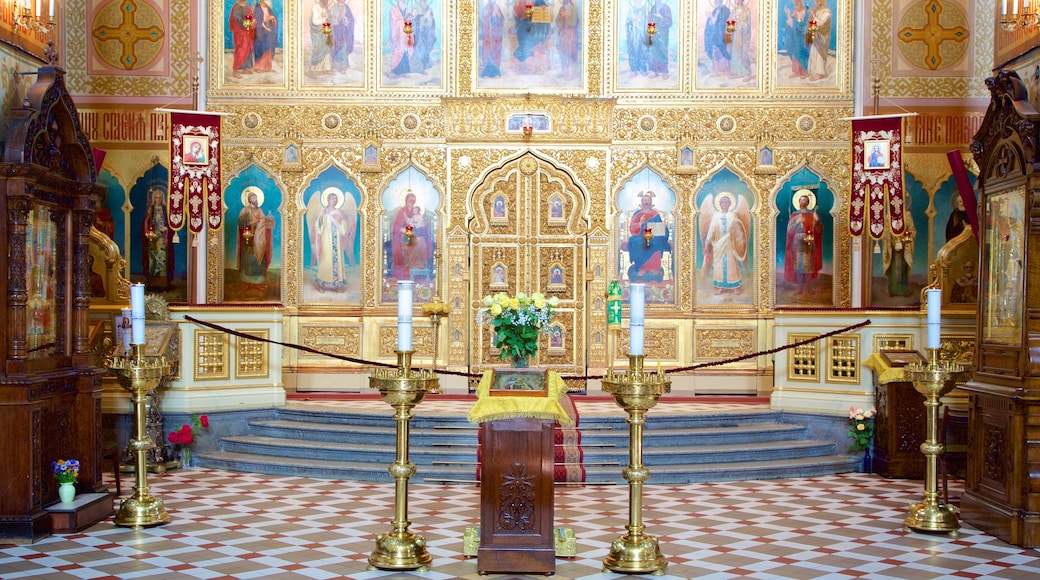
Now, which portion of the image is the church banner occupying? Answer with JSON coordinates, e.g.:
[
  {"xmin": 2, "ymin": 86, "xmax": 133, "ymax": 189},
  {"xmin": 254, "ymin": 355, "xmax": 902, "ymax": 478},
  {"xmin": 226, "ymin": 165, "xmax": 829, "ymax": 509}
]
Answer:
[
  {"xmin": 169, "ymin": 112, "xmax": 222, "ymax": 233},
  {"xmin": 850, "ymin": 115, "xmax": 904, "ymax": 239}
]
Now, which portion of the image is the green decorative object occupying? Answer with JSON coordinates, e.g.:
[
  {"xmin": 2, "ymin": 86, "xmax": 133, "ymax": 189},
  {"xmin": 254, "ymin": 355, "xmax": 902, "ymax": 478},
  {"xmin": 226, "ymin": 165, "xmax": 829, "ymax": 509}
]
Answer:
[{"xmin": 607, "ymin": 280, "xmax": 622, "ymax": 329}]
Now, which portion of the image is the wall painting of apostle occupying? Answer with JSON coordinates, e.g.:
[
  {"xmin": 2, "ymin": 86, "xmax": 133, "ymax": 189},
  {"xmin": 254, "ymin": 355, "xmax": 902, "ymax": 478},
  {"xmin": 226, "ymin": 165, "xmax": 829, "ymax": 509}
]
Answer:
[
  {"xmin": 616, "ymin": 168, "xmax": 675, "ymax": 305},
  {"xmin": 223, "ymin": 167, "xmax": 283, "ymax": 302},
  {"xmin": 776, "ymin": 0, "xmax": 838, "ymax": 89},
  {"xmin": 617, "ymin": 0, "xmax": 680, "ymax": 91},
  {"xmin": 930, "ymin": 173, "xmax": 976, "ymax": 261},
  {"xmin": 225, "ymin": 0, "xmax": 286, "ymax": 86},
  {"xmin": 696, "ymin": 0, "xmax": 758, "ymax": 90},
  {"xmin": 381, "ymin": 0, "xmax": 443, "ymax": 88},
  {"xmin": 302, "ymin": 168, "xmax": 362, "ymax": 304},
  {"xmin": 869, "ymin": 175, "xmax": 929, "ymax": 307},
  {"xmin": 381, "ymin": 166, "xmax": 440, "ymax": 303},
  {"xmin": 128, "ymin": 164, "xmax": 189, "ymax": 303},
  {"xmin": 774, "ymin": 170, "xmax": 835, "ymax": 307},
  {"xmin": 303, "ymin": 0, "xmax": 364, "ymax": 87},
  {"xmin": 475, "ymin": 0, "xmax": 583, "ymax": 91},
  {"xmin": 696, "ymin": 168, "xmax": 754, "ymax": 306}
]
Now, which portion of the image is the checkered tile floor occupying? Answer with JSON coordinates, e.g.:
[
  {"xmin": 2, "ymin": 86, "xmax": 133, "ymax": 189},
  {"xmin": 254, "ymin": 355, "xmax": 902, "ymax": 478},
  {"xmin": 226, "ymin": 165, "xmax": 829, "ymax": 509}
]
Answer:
[{"xmin": 3, "ymin": 470, "xmax": 1039, "ymax": 579}]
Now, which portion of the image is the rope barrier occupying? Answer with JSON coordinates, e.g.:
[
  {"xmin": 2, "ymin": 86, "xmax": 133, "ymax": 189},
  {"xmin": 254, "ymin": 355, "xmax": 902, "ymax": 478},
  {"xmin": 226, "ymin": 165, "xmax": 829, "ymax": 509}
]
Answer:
[{"xmin": 183, "ymin": 315, "xmax": 872, "ymax": 383}]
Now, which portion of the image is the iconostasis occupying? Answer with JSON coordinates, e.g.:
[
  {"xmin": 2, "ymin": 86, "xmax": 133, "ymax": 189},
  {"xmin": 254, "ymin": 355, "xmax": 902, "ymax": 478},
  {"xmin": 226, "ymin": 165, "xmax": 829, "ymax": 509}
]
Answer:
[{"xmin": 47, "ymin": 0, "xmax": 993, "ymax": 376}]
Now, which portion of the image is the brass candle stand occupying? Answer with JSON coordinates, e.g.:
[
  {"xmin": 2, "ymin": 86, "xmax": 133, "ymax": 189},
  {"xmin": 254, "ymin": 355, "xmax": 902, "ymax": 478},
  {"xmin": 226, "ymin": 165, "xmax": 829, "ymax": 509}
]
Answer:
[
  {"xmin": 601, "ymin": 355, "xmax": 671, "ymax": 575},
  {"xmin": 108, "ymin": 343, "xmax": 173, "ymax": 528},
  {"xmin": 903, "ymin": 347, "xmax": 968, "ymax": 537},
  {"xmin": 367, "ymin": 350, "xmax": 440, "ymax": 571},
  {"xmin": 421, "ymin": 299, "xmax": 451, "ymax": 370}
]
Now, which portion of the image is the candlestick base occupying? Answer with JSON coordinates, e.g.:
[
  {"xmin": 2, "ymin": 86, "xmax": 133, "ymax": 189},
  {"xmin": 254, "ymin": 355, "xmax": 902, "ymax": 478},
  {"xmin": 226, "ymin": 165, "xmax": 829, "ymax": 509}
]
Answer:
[{"xmin": 904, "ymin": 499, "xmax": 960, "ymax": 537}]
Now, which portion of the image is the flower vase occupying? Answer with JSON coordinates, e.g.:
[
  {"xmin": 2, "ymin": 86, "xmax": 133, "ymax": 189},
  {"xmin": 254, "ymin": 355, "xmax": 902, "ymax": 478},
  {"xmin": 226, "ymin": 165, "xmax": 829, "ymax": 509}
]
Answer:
[
  {"xmin": 862, "ymin": 447, "xmax": 873, "ymax": 474},
  {"xmin": 511, "ymin": 356, "xmax": 529, "ymax": 368},
  {"xmin": 180, "ymin": 447, "xmax": 193, "ymax": 468},
  {"xmin": 58, "ymin": 481, "xmax": 76, "ymax": 503}
]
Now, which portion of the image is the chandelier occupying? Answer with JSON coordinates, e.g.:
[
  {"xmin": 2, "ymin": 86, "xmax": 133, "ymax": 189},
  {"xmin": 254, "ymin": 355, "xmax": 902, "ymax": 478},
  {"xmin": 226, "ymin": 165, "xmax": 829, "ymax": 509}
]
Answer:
[
  {"xmin": 12, "ymin": 0, "xmax": 56, "ymax": 35},
  {"xmin": 1001, "ymin": 0, "xmax": 1038, "ymax": 32}
]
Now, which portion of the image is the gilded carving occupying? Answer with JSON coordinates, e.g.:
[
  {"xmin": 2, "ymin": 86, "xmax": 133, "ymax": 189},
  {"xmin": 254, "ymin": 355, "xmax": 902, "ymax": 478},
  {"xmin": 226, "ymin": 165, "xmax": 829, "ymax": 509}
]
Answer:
[
  {"xmin": 236, "ymin": 330, "xmax": 270, "ymax": 378},
  {"xmin": 299, "ymin": 324, "xmax": 361, "ymax": 358},
  {"xmin": 695, "ymin": 329, "xmax": 754, "ymax": 360},
  {"xmin": 826, "ymin": 334, "xmax": 861, "ymax": 384},
  {"xmin": 873, "ymin": 334, "xmax": 915, "ymax": 353},
  {"xmin": 194, "ymin": 331, "xmax": 230, "ymax": 381},
  {"xmin": 380, "ymin": 323, "xmax": 434, "ymax": 359},
  {"xmin": 788, "ymin": 333, "xmax": 821, "ymax": 382}
]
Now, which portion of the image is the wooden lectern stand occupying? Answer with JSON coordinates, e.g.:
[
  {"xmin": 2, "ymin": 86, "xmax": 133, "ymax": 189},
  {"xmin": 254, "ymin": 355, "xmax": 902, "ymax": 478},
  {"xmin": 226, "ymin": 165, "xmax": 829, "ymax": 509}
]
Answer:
[
  {"xmin": 468, "ymin": 369, "xmax": 575, "ymax": 575},
  {"xmin": 478, "ymin": 417, "xmax": 556, "ymax": 575}
]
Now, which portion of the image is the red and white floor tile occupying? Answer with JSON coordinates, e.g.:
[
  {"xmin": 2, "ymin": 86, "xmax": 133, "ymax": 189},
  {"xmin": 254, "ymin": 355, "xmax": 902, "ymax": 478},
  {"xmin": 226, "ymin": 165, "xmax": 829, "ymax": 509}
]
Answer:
[{"xmin": 2, "ymin": 470, "xmax": 1039, "ymax": 579}]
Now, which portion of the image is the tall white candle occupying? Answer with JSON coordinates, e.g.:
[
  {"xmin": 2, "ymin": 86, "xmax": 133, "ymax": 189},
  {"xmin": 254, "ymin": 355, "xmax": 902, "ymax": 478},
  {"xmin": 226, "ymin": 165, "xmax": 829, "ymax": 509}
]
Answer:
[
  {"xmin": 48, "ymin": 0, "xmax": 53, "ymax": 19},
  {"xmin": 926, "ymin": 288, "xmax": 941, "ymax": 324},
  {"xmin": 130, "ymin": 283, "xmax": 146, "ymax": 345},
  {"xmin": 629, "ymin": 323, "xmax": 644, "ymax": 356},
  {"xmin": 130, "ymin": 283, "xmax": 145, "ymax": 318},
  {"xmin": 926, "ymin": 288, "xmax": 942, "ymax": 349},
  {"xmin": 397, "ymin": 280, "xmax": 414, "ymax": 351},
  {"xmin": 35, "ymin": 0, "xmax": 40, "ymax": 18},
  {"xmin": 630, "ymin": 282, "xmax": 645, "ymax": 324}
]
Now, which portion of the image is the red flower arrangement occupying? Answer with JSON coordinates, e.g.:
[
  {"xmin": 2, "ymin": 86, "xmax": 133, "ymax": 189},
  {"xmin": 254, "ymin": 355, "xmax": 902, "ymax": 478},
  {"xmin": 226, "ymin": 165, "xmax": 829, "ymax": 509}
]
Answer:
[{"xmin": 168, "ymin": 414, "xmax": 208, "ymax": 466}]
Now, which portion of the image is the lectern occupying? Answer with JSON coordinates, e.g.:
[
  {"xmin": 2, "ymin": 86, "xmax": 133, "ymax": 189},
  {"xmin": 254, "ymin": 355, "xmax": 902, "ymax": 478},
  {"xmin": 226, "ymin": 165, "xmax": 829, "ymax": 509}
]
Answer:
[{"xmin": 468, "ymin": 369, "xmax": 574, "ymax": 575}]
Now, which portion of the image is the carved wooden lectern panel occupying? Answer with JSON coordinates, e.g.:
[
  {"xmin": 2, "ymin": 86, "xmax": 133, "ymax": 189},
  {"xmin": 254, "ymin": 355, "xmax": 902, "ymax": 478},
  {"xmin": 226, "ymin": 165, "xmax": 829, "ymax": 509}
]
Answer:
[{"xmin": 478, "ymin": 417, "xmax": 555, "ymax": 575}]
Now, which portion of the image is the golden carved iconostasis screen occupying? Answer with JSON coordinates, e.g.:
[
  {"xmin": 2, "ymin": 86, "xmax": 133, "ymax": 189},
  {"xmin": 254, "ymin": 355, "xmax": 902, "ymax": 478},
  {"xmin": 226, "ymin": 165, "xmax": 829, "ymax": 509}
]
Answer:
[{"xmin": 468, "ymin": 154, "xmax": 589, "ymax": 375}]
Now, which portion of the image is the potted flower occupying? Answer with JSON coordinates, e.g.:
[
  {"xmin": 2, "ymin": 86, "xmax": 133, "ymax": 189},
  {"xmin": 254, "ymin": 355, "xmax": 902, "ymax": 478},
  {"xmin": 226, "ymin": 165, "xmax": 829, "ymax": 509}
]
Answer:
[
  {"xmin": 481, "ymin": 291, "xmax": 559, "ymax": 367},
  {"xmin": 848, "ymin": 407, "xmax": 876, "ymax": 471},
  {"xmin": 168, "ymin": 414, "xmax": 209, "ymax": 468},
  {"xmin": 52, "ymin": 459, "xmax": 80, "ymax": 503}
]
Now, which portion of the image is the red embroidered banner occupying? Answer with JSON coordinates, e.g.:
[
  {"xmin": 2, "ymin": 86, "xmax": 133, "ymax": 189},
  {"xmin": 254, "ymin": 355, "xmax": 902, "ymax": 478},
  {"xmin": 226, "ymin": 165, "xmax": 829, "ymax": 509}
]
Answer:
[
  {"xmin": 169, "ymin": 112, "xmax": 222, "ymax": 233},
  {"xmin": 851, "ymin": 116, "xmax": 904, "ymax": 239}
]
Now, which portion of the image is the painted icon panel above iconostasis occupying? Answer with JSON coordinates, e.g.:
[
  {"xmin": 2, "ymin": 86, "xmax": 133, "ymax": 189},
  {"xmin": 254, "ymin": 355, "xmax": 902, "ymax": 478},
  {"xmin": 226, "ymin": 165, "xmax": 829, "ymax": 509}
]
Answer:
[{"xmin": 223, "ymin": 166, "xmax": 284, "ymax": 303}]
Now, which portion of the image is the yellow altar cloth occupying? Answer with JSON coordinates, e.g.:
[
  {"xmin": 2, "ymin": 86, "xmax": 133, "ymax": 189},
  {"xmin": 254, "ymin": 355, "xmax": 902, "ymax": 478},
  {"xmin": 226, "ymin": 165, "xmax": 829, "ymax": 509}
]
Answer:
[
  {"xmin": 862, "ymin": 352, "xmax": 907, "ymax": 385},
  {"xmin": 466, "ymin": 370, "xmax": 575, "ymax": 427}
]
